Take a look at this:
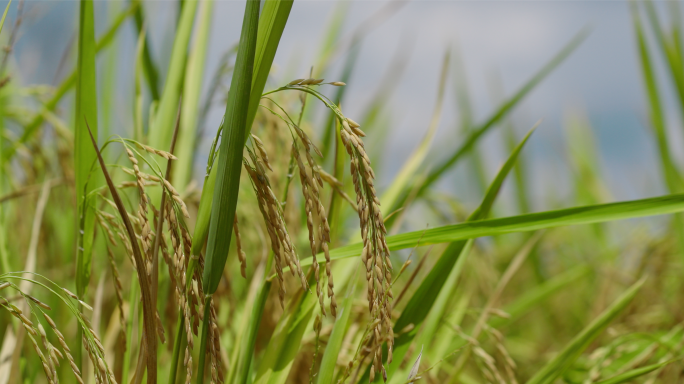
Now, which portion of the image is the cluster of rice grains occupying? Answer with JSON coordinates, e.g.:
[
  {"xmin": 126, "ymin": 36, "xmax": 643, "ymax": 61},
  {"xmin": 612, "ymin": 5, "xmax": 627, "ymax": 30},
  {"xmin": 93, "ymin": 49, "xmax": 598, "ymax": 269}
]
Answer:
[
  {"xmin": 340, "ymin": 114, "xmax": 394, "ymax": 382},
  {"xmin": 243, "ymin": 120, "xmax": 339, "ymax": 317},
  {"xmin": 257, "ymin": 78, "xmax": 393, "ymax": 381},
  {"xmin": 94, "ymin": 140, "xmax": 223, "ymax": 384},
  {"xmin": 0, "ymin": 281, "xmax": 114, "ymax": 384}
]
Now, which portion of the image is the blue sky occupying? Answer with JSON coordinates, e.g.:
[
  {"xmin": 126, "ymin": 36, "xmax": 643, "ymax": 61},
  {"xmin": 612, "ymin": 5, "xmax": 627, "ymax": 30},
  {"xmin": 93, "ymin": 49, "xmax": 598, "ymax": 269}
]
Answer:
[{"xmin": 3, "ymin": 0, "xmax": 680, "ymax": 210}]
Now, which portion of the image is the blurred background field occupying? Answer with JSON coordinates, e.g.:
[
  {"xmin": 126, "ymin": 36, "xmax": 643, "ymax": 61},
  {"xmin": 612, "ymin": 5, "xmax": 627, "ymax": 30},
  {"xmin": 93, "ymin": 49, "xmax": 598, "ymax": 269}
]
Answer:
[{"xmin": 2, "ymin": 0, "xmax": 684, "ymax": 383}]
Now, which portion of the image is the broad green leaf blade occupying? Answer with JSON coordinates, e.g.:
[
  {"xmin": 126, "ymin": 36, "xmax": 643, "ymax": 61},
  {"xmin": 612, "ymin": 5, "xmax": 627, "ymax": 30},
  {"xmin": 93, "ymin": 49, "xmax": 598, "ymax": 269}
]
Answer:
[
  {"xmin": 198, "ymin": 0, "xmax": 261, "ymax": 381},
  {"xmin": 245, "ymin": 0, "xmax": 294, "ymax": 133},
  {"xmin": 525, "ymin": 278, "xmax": 646, "ymax": 384},
  {"xmin": 149, "ymin": 0, "xmax": 198, "ymax": 152},
  {"xmin": 74, "ymin": 0, "xmax": 98, "ymax": 297},
  {"xmin": 192, "ymin": 0, "xmax": 293, "ymax": 259},
  {"xmin": 595, "ymin": 360, "xmax": 675, "ymax": 384},
  {"xmin": 304, "ymin": 192, "xmax": 684, "ymax": 268},
  {"xmin": 194, "ymin": 5, "xmax": 295, "ymax": 381},
  {"xmin": 0, "ymin": 0, "xmax": 11, "ymax": 34},
  {"xmin": 386, "ymin": 28, "xmax": 588, "ymax": 214},
  {"xmin": 174, "ymin": 0, "xmax": 214, "ymax": 190}
]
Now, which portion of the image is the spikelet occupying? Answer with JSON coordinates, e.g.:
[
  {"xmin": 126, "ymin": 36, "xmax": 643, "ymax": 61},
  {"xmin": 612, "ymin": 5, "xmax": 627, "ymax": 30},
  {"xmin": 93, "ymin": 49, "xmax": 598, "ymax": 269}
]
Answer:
[{"xmin": 133, "ymin": 141, "xmax": 178, "ymax": 160}]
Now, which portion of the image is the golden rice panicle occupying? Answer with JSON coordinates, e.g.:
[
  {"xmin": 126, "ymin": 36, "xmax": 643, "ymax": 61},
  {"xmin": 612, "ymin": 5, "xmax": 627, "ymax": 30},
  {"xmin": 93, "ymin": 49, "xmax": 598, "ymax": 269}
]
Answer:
[
  {"xmin": 244, "ymin": 160, "xmax": 285, "ymax": 307},
  {"xmin": 233, "ymin": 215, "xmax": 247, "ymax": 278},
  {"xmin": 293, "ymin": 144, "xmax": 324, "ymax": 315},
  {"xmin": 292, "ymin": 129, "xmax": 337, "ymax": 317},
  {"xmin": 125, "ymin": 146, "xmax": 153, "ymax": 268},
  {"xmin": 244, "ymin": 148, "xmax": 308, "ymax": 306},
  {"xmin": 340, "ymin": 115, "xmax": 393, "ymax": 370}
]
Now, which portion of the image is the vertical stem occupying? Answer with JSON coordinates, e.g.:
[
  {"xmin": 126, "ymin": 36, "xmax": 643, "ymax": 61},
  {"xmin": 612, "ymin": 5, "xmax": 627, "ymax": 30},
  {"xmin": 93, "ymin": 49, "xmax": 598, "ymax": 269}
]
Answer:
[
  {"xmin": 169, "ymin": 312, "xmax": 185, "ymax": 384},
  {"xmin": 196, "ymin": 297, "xmax": 212, "ymax": 384}
]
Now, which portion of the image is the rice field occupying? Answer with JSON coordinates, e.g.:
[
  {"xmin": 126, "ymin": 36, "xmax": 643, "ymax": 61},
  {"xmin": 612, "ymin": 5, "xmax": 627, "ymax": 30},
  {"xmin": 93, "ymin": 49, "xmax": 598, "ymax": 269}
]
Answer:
[{"xmin": 0, "ymin": 1, "xmax": 683, "ymax": 383}]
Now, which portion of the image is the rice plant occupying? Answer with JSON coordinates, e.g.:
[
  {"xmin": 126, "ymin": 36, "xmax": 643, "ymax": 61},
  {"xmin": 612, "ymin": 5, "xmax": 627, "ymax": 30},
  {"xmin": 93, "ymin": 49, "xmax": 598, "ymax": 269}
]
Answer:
[{"xmin": 1, "ymin": 0, "xmax": 683, "ymax": 383}]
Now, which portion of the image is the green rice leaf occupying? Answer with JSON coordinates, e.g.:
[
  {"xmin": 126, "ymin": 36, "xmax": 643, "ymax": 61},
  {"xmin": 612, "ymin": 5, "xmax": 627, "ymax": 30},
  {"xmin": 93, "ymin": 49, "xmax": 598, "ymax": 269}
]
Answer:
[
  {"xmin": 197, "ymin": 0, "xmax": 261, "ymax": 381},
  {"xmin": 303, "ymin": 192, "xmax": 684, "ymax": 268},
  {"xmin": 148, "ymin": 0, "xmax": 198, "ymax": 152},
  {"xmin": 192, "ymin": 0, "xmax": 292, "ymax": 259},
  {"xmin": 74, "ymin": 0, "xmax": 98, "ymax": 297},
  {"xmin": 525, "ymin": 278, "xmax": 645, "ymax": 384},
  {"xmin": 245, "ymin": 0, "xmax": 294, "ymax": 133}
]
